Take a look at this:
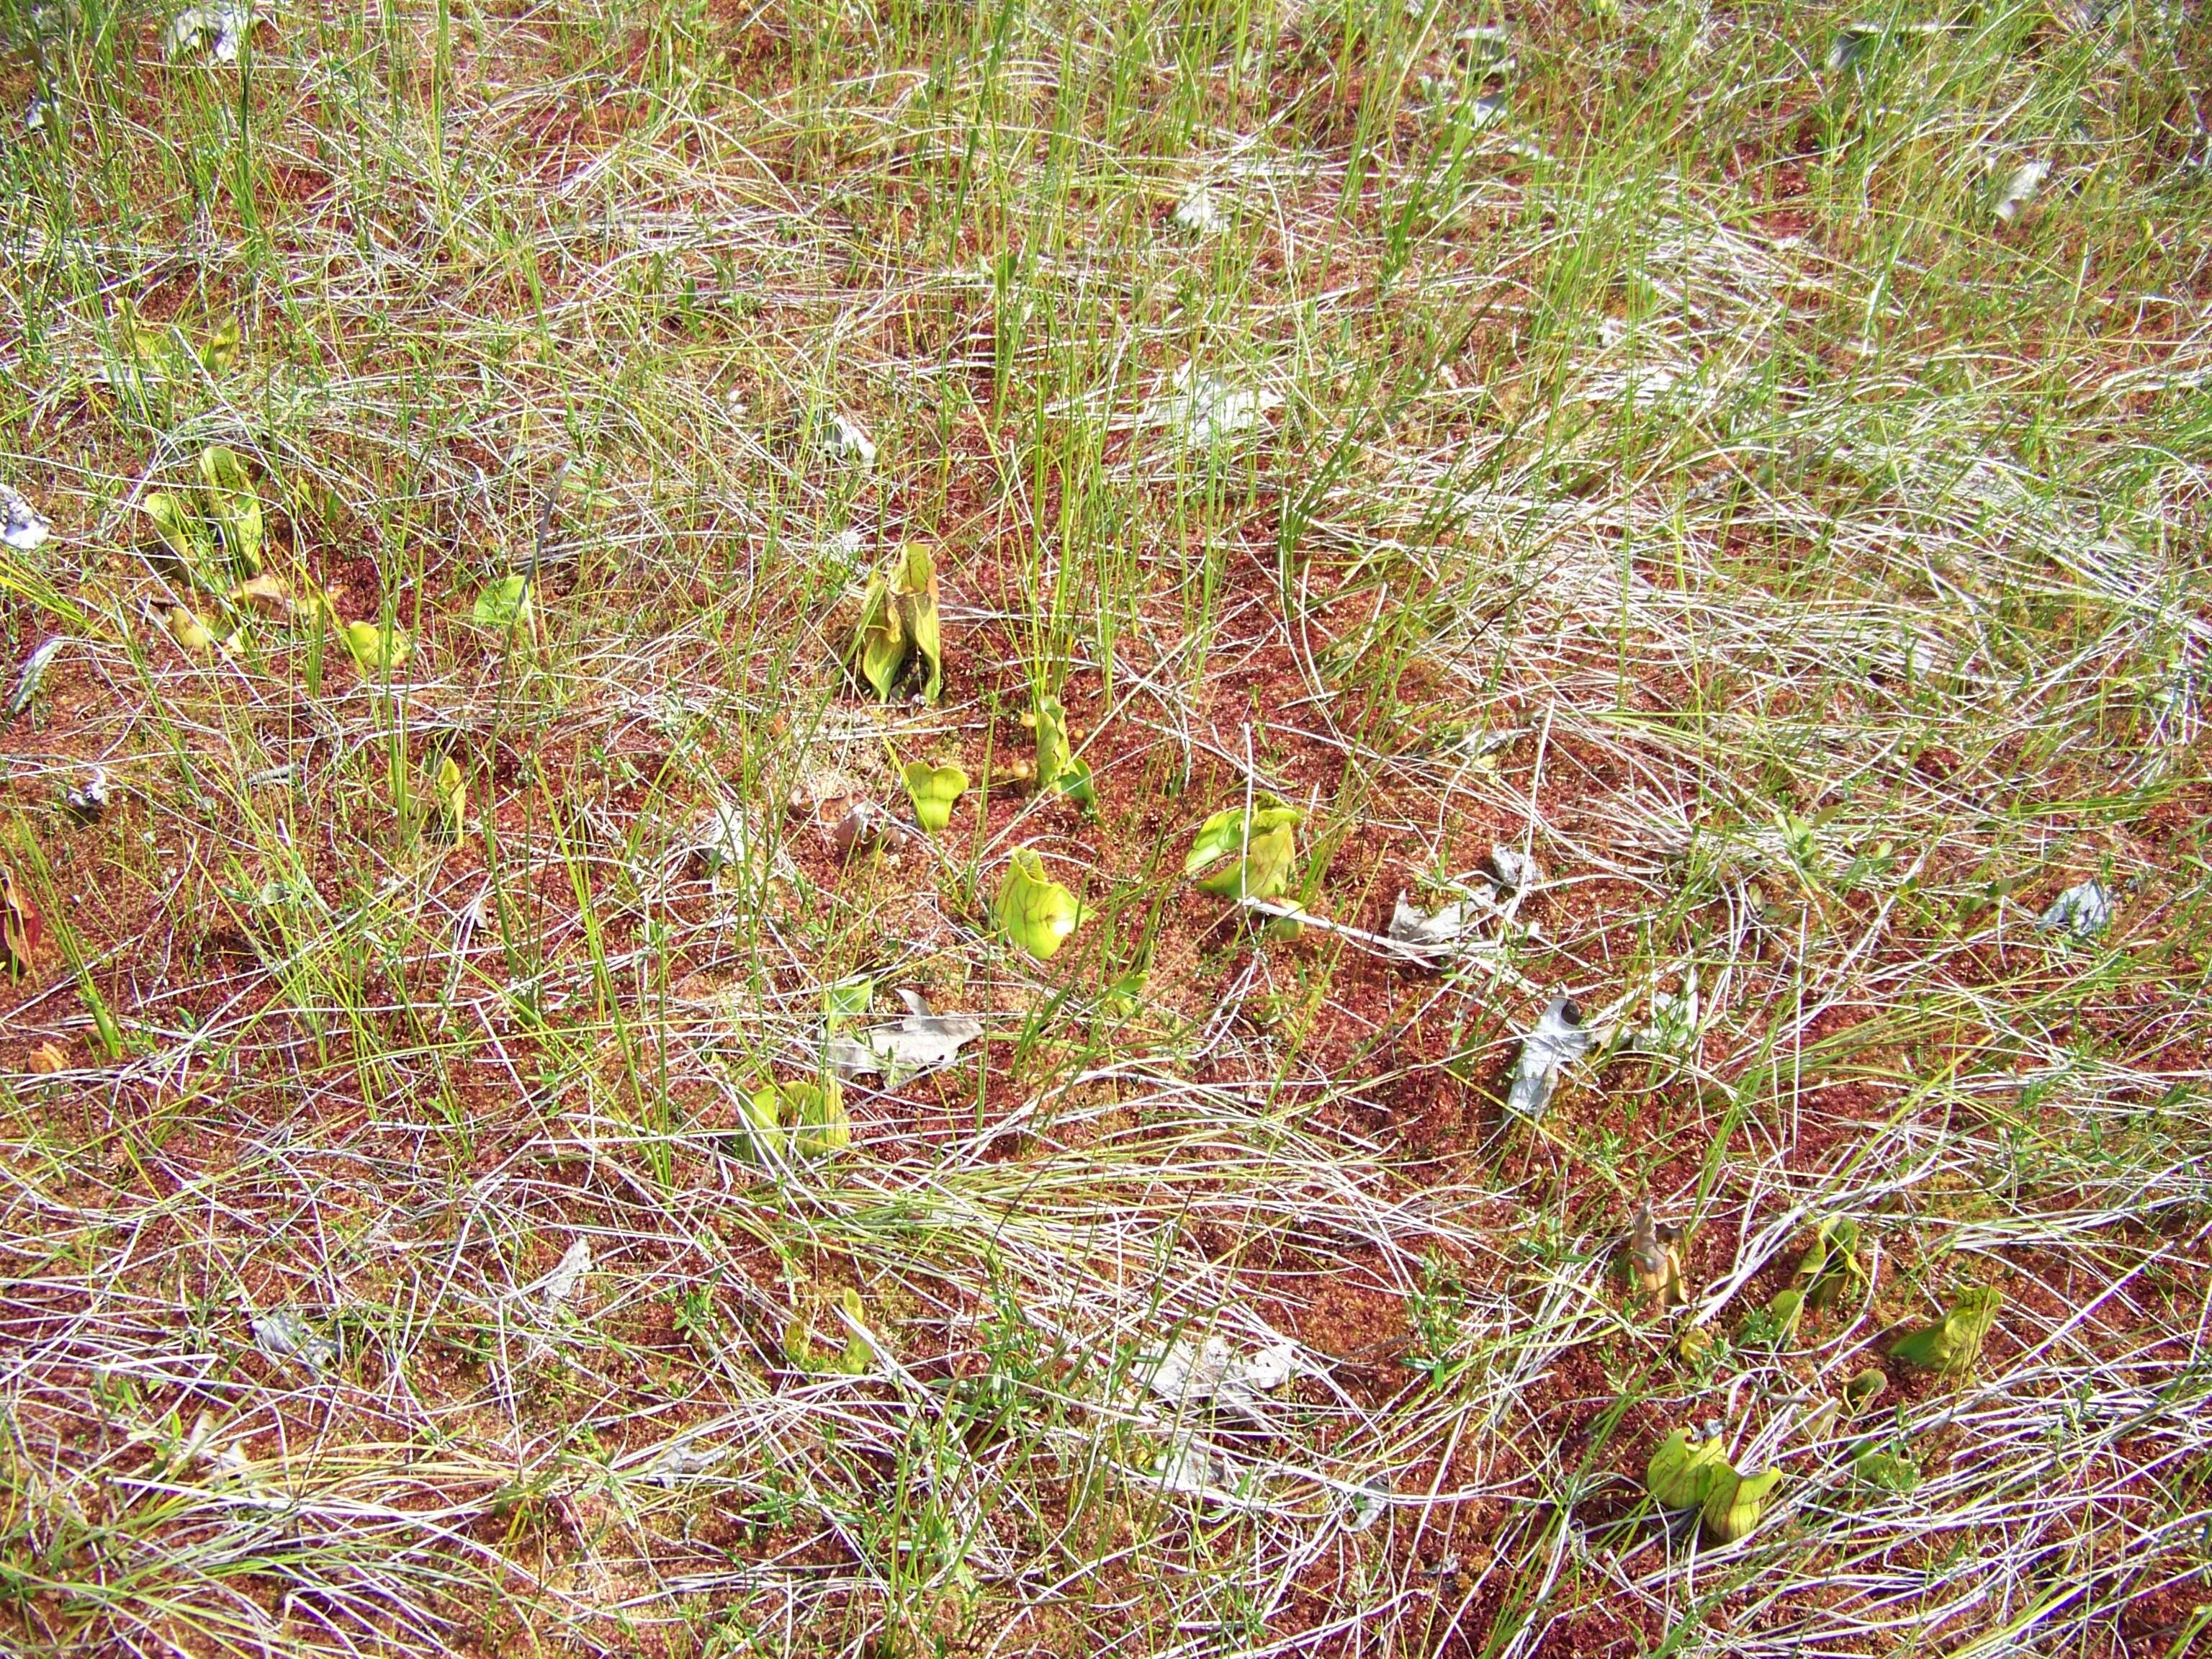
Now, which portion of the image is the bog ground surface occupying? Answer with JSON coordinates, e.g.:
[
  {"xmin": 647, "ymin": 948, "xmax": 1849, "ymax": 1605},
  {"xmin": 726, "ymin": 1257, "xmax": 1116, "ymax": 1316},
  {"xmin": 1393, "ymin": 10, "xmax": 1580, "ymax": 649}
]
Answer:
[{"xmin": 2, "ymin": 2, "xmax": 2210, "ymax": 1655}]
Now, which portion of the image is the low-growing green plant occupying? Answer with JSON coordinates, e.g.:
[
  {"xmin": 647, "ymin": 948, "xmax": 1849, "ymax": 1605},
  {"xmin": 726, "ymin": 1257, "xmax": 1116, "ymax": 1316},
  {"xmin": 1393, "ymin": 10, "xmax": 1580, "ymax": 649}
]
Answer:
[
  {"xmin": 143, "ymin": 444, "xmax": 265, "ymax": 587},
  {"xmin": 995, "ymin": 849, "xmax": 1086, "ymax": 961},
  {"xmin": 1025, "ymin": 696, "xmax": 1095, "ymax": 808},
  {"xmin": 1889, "ymin": 1287, "xmax": 2002, "ymax": 1379},
  {"xmin": 1184, "ymin": 796, "xmax": 1303, "ymax": 901},
  {"xmin": 901, "ymin": 761, "xmax": 968, "ymax": 832},
  {"xmin": 852, "ymin": 543, "xmax": 944, "ymax": 703}
]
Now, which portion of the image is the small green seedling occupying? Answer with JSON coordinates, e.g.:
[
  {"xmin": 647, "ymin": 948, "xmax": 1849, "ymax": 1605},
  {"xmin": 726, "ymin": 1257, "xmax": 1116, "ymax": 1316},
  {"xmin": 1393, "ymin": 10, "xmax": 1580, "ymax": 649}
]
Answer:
[
  {"xmin": 852, "ymin": 543, "xmax": 943, "ymax": 703},
  {"xmin": 996, "ymin": 848, "xmax": 1087, "ymax": 960},
  {"xmin": 1889, "ymin": 1286, "xmax": 2000, "ymax": 1378},
  {"xmin": 901, "ymin": 761, "xmax": 968, "ymax": 832},
  {"xmin": 1184, "ymin": 795, "xmax": 1303, "ymax": 900}
]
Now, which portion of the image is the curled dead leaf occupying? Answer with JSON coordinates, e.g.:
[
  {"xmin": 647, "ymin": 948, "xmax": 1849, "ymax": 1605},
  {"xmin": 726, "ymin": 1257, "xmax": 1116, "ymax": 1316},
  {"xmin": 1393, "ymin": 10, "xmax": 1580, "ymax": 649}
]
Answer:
[{"xmin": 1, "ymin": 864, "xmax": 45, "ymax": 978}]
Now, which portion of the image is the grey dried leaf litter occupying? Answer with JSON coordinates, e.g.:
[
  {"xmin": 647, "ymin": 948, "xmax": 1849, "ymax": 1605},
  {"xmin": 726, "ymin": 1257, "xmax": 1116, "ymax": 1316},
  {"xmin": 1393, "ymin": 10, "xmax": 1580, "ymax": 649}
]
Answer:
[
  {"xmin": 164, "ymin": 2, "xmax": 254, "ymax": 62},
  {"xmin": 829, "ymin": 989, "xmax": 984, "ymax": 1084},
  {"xmin": 2036, "ymin": 880, "xmax": 2111, "ymax": 939},
  {"xmin": 250, "ymin": 1306, "xmax": 337, "ymax": 1372},
  {"xmin": 65, "ymin": 767, "xmax": 113, "ymax": 818},
  {"xmin": 1504, "ymin": 994, "xmax": 1589, "ymax": 1118},
  {"xmin": 1140, "ymin": 1331, "xmax": 1298, "ymax": 1413},
  {"xmin": 819, "ymin": 412, "xmax": 877, "ymax": 470},
  {"xmin": 1994, "ymin": 161, "xmax": 2048, "ymax": 225},
  {"xmin": 1489, "ymin": 844, "xmax": 1541, "ymax": 894},
  {"xmin": 2, "ymin": 486, "xmax": 50, "ymax": 552},
  {"xmin": 1172, "ymin": 184, "xmax": 1225, "ymax": 235},
  {"xmin": 1388, "ymin": 892, "xmax": 1476, "ymax": 949},
  {"xmin": 8, "ymin": 637, "xmax": 63, "ymax": 719},
  {"xmin": 1151, "ymin": 364, "xmax": 1282, "ymax": 448},
  {"xmin": 540, "ymin": 1237, "xmax": 592, "ymax": 1310}
]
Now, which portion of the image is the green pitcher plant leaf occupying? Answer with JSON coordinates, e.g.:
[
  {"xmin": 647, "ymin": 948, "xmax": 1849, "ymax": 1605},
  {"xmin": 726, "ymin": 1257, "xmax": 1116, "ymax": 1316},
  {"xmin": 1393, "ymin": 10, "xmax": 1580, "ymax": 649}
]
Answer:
[
  {"xmin": 996, "ymin": 848, "xmax": 1087, "ymax": 960},
  {"xmin": 1645, "ymin": 1428, "xmax": 1732, "ymax": 1510},
  {"xmin": 432, "ymin": 756, "xmax": 467, "ymax": 841},
  {"xmin": 824, "ymin": 976, "xmax": 874, "ymax": 1030},
  {"xmin": 1843, "ymin": 1368, "xmax": 1887, "ymax": 1411},
  {"xmin": 343, "ymin": 620, "xmax": 410, "ymax": 673},
  {"xmin": 201, "ymin": 315, "xmax": 240, "ymax": 374},
  {"xmin": 831, "ymin": 1286, "xmax": 871, "ymax": 1374},
  {"xmin": 772, "ymin": 1077, "xmax": 850, "ymax": 1156},
  {"xmin": 1624, "ymin": 1203, "xmax": 1688, "ymax": 1308},
  {"xmin": 784, "ymin": 1287, "xmax": 872, "ymax": 1374},
  {"xmin": 143, "ymin": 492, "xmax": 215, "ymax": 575},
  {"xmin": 1799, "ymin": 1215, "xmax": 1867, "ymax": 1311},
  {"xmin": 901, "ymin": 761, "xmax": 968, "ymax": 832},
  {"xmin": 1850, "ymin": 1447, "xmax": 1921, "ymax": 1493},
  {"xmin": 1701, "ymin": 1466, "xmax": 1782, "ymax": 1543},
  {"xmin": 1184, "ymin": 795, "xmax": 1303, "ymax": 900},
  {"xmin": 851, "ymin": 542, "xmax": 943, "ymax": 703},
  {"xmin": 473, "ymin": 572, "xmax": 531, "ymax": 629},
  {"xmin": 737, "ymin": 1083, "xmax": 788, "ymax": 1161},
  {"xmin": 1888, "ymin": 1285, "xmax": 2000, "ymax": 1377},
  {"xmin": 1027, "ymin": 696, "xmax": 1096, "ymax": 808},
  {"xmin": 198, "ymin": 445, "xmax": 264, "ymax": 577}
]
